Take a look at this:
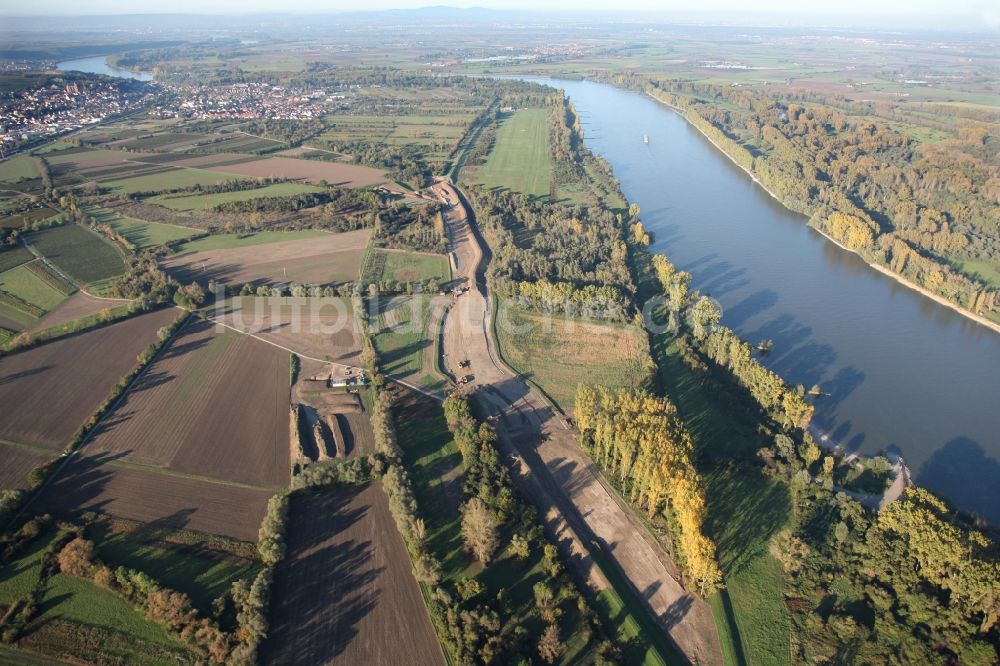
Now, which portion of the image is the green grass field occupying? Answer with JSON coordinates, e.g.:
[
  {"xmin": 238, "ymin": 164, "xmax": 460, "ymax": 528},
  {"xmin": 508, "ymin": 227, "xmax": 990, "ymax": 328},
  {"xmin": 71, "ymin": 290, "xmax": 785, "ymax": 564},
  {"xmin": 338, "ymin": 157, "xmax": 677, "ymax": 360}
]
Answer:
[
  {"xmin": 0, "ymin": 262, "xmax": 70, "ymax": 312},
  {"xmin": 956, "ymin": 258, "xmax": 1000, "ymax": 291},
  {"xmin": 26, "ymin": 224, "xmax": 126, "ymax": 286},
  {"xmin": 175, "ymin": 229, "xmax": 328, "ymax": 253},
  {"xmin": 471, "ymin": 109, "xmax": 552, "ymax": 198},
  {"xmin": 0, "ymin": 156, "xmax": 38, "ymax": 183},
  {"xmin": 372, "ymin": 295, "xmax": 446, "ymax": 392},
  {"xmin": 148, "ymin": 182, "xmax": 324, "ymax": 211},
  {"xmin": 99, "ymin": 168, "xmax": 245, "ymax": 194},
  {"xmin": 0, "ymin": 530, "xmax": 194, "ymax": 664},
  {"xmin": 363, "ymin": 249, "xmax": 450, "ymax": 286},
  {"xmin": 495, "ymin": 301, "xmax": 653, "ymax": 412},
  {"xmin": 84, "ymin": 206, "xmax": 195, "ymax": 249},
  {"xmin": 92, "ymin": 527, "xmax": 259, "ymax": 617}
]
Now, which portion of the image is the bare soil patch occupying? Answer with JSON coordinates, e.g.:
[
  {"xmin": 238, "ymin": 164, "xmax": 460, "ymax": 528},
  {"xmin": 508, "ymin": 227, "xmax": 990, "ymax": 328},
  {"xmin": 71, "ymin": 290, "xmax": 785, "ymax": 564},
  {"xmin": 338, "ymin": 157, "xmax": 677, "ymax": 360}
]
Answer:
[
  {"xmin": 260, "ymin": 485, "xmax": 441, "ymax": 666},
  {"xmin": 215, "ymin": 297, "xmax": 361, "ymax": 364},
  {"xmin": 213, "ymin": 157, "xmax": 387, "ymax": 187},
  {"xmin": 28, "ymin": 292, "xmax": 128, "ymax": 334},
  {"xmin": 49, "ymin": 151, "xmax": 132, "ymax": 173},
  {"xmin": 0, "ymin": 308, "xmax": 179, "ymax": 451},
  {"xmin": 85, "ymin": 320, "xmax": 290, "ymax": 488},
  {"xmin": 163, "ymin": 229, "xmax": 370, "ymax": 287},
  {"xmin": 40, "ymin": 453, "xmax": 271, "ymax": 542}
]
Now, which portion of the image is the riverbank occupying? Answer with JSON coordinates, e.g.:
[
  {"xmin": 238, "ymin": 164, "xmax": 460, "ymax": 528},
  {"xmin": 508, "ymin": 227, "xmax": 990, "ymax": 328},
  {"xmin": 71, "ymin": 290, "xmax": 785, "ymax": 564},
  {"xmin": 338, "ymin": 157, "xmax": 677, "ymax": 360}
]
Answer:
[{"xmin": 645, "ymin": 91, "xmax": 1000, "ymax": 339}]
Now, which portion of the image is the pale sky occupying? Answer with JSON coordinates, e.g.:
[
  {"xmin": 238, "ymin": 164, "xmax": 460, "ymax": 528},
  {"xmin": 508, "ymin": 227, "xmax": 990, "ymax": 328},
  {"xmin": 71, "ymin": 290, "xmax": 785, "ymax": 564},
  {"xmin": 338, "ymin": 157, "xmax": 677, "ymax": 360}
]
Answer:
[{"xmin": 0, "ymin": 0, "xmax": 994, "ymax": 16}]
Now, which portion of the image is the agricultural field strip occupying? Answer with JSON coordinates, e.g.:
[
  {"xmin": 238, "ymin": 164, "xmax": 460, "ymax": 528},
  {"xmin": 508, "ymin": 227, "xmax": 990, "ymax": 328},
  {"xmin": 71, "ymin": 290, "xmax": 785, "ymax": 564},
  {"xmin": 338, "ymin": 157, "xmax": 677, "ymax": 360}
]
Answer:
[
  {"xmin": 207, "ymin": 315, "xmax": 349, "ymax": 368},
  {"xmin": 21, "ymin": 238, "xmax": 124, "ymax": 301},
  {"xmin": 23, "ymin": 224, "xmax": 127, "ymax": 291},
  {"xmin": 2, "ymin": 308, "xmax": 186, "ymax": 523}
]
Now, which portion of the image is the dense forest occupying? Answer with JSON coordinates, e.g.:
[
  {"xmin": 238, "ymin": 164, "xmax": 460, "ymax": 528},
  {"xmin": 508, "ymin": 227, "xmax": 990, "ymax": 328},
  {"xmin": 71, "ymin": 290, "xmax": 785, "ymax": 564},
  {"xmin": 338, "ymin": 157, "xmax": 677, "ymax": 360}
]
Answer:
[
  {"xmin": 644, "ymin": 80, "xmax": 999, "ymax": 321},
  {"xmin": 371, "ymin": 202, "xmax": 446, "ymax": 253},
  {"xmin": 467, "ymin": 186, "xmax": 635, "ymax": 321}
]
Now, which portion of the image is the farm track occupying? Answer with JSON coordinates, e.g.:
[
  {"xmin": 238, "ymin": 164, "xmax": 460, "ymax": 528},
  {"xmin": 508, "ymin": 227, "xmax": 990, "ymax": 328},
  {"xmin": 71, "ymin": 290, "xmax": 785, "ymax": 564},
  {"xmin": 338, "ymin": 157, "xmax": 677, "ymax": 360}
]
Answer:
[
  {"xmin": 437, "ymin": 180, "xmax": 724, "ymax": 665},
  {"xmin": 260, "ymin": 485, "xmax": 443, "ymax": 666}
]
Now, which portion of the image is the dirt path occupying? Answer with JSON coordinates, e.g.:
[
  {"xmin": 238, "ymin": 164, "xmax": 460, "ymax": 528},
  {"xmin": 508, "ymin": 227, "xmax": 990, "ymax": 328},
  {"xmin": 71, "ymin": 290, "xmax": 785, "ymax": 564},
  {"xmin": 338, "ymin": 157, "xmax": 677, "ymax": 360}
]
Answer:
[{"xmin": 435, "ymin": 179, "xmax": 723, "ymax": 665}]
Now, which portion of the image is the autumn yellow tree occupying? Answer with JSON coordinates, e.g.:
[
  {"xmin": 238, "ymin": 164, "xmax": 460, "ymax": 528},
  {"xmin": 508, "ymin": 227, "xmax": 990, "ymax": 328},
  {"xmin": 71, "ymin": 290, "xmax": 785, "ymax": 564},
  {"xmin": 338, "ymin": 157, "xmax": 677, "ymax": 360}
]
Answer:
[{"xmin": 576, "ymin": 385, "xmax": 723, "ymax": 595}]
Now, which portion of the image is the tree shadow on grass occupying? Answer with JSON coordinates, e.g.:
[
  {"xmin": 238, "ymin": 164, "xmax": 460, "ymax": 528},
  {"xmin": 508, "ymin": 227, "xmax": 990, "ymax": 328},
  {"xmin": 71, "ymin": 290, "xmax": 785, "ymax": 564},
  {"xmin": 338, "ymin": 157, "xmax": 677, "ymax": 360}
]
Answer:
[
  {"xmin": 703, "ymin": 464, "xmax": 790, "ymax": 577},
  {"xmin": 378, "ymin": 339, "xmax": 430, "ymax": 376}
]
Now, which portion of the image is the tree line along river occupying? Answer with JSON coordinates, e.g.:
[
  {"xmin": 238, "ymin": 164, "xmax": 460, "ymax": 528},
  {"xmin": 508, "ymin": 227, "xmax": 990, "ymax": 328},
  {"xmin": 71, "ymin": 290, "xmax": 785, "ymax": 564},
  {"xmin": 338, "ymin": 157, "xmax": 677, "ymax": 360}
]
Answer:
[{"xmin": 522, "ymin": 77, "xmax": 999, "ymax": 523}]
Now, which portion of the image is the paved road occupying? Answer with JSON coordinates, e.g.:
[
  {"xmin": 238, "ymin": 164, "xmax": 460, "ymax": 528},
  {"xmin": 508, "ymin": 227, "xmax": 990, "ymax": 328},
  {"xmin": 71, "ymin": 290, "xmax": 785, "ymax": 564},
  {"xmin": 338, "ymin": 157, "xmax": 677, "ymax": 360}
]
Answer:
[{"xmin": 433, "ymin": 179, "xmax": 724, "ymax": 666}]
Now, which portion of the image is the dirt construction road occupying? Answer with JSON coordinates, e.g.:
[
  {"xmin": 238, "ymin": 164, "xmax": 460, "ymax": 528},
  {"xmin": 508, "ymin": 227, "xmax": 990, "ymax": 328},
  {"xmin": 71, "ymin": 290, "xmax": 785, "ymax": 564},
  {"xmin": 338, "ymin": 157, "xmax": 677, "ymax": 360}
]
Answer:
[{"xmin": 434, "ymin": 179, "xmax": 723, "ymax": 665}]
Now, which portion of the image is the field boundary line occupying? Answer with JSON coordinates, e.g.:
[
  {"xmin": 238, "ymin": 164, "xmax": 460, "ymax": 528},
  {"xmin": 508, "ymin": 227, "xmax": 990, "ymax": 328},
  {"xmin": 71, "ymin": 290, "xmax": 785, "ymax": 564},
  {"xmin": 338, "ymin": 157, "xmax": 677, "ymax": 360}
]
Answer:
[
  {"xmin": 0, "ymin": 438, "xmax": 57, "ymax": 455},
  {"xmin": 211, "ymin": 304, "xmax": 440, "ymax": 398},
  {"xmin": 105, "ymin": 459, "xmax": 284, "ymax": 492}
]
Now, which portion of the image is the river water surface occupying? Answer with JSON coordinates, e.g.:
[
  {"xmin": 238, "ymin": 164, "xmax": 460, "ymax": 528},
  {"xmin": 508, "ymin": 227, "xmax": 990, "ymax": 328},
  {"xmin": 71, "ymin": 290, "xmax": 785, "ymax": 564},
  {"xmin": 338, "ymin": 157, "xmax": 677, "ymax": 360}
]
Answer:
[
  {"xmin": 523, "ymin": 77, "xmax": 1000, "ymax": 521},
  {"xmin": 56, "ymin": 56, "xmax": 152, "ymax": 81}
]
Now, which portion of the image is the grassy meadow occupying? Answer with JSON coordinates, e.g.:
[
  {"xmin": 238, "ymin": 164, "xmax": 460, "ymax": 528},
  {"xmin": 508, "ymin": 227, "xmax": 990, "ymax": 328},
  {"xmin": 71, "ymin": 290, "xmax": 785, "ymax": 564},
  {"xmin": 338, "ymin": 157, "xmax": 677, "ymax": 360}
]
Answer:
[
  {"xmin": 494, "ymin": 301, "xmax": 653, "ymax": 412},
  {"xmin": 174, "ymin": 229, "xmax": 329, "ymax": 253},
  {"xmin": 372, "ymin": 295, "xmax": 446, "ymax": 392},
  {"xmin": 471, "ymin": 109, "xmax": 552, "ymax": 198},
  {"xmin": 0, "ymin": 530, "xmax": 196, "ymax": 664},
  {"xmin": 362, "ymin": 249, "xmax": 450, "ymax": 286},
  {"xmin": 99, "ymin": 168, "xmax": 245, "ymax": 194}
]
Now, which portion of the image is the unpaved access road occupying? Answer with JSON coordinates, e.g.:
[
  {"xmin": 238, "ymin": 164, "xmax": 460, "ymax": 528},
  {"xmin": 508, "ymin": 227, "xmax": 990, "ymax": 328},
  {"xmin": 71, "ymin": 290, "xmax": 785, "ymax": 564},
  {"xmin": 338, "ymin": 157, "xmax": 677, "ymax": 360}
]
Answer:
[{"xmin": 434, "ymin": 179, "xmax": 724, "ymax": 666}]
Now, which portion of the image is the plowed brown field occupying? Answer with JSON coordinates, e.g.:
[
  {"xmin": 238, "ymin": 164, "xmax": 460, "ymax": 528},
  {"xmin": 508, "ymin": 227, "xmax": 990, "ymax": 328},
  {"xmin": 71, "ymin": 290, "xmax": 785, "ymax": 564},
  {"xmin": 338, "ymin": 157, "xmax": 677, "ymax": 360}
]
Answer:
[
  {"xmin": 214, "ymin": 297, "xmax": 361, "ymax": 364},
  {"xmin": 163, "ymin": 229, "xmax": 370, "ymax": 288},
  {"xmin": 260, "ymin": 485, "xmax": 442, "ymax": 665},
  {"xmin": 0, "ymin": 443, "xmax": 55, "ymax": 490},
  {"xmin": 85, "ymin": 319, "xmax": 290, "ymax": 487},
  {"xmin": 0, "ymin": 308, "xmax": 179, "ymax": 450},
  {"xmin": 40, "ymin": 453, "xmax": 271, "ymax": 541}
]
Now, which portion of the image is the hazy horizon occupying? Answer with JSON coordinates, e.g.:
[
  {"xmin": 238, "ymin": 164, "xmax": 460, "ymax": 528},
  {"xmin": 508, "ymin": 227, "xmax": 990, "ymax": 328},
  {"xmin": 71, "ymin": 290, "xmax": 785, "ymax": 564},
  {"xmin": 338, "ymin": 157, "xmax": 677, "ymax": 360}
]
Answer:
[{"xmin": 0, "ymin": 4, "xmax": 996, "ymax": 34}]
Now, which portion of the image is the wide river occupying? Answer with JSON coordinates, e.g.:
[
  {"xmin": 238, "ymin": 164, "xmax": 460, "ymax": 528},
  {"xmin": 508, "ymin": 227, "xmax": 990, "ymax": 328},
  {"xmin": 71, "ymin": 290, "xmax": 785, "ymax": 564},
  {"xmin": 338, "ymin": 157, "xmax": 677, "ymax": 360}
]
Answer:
[
  {"xmin": 56, "ymin": 56, "xmax": 152, "ymax": 81},
  {"xmin": 524, "ymin": 77, "xmax": 1000, "ymax": 522}
]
